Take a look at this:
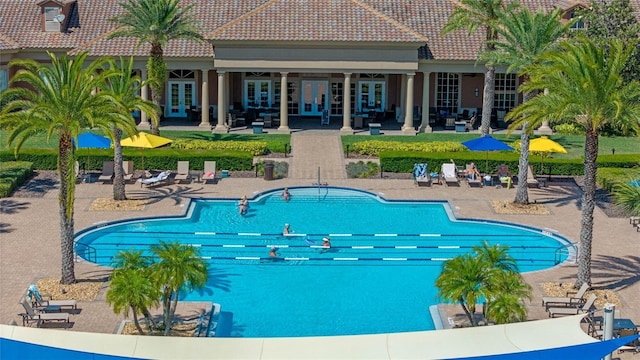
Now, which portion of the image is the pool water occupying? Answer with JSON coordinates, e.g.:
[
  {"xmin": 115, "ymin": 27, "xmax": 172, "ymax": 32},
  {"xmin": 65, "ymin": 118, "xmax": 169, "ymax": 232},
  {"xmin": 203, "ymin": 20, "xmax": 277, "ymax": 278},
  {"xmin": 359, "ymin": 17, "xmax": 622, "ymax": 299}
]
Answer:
[{"xmin": 75, "ymin": 187, "xmax": 571, "ymax": 338}]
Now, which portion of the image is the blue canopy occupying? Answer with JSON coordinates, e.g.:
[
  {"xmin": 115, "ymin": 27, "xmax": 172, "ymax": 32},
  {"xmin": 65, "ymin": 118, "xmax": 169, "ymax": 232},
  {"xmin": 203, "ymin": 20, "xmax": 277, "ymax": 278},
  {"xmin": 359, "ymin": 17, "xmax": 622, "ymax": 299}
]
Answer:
[
  {"xmin": 462, "ymin": 135, "xmax": 514, "ymax": 152},
  {"xmin": 76, "ymin": 133, "xmax": 111, "ymax": 149},
  {"xmin": 462, "ymin": 136, "xmax": 514, "ymax": 173}
]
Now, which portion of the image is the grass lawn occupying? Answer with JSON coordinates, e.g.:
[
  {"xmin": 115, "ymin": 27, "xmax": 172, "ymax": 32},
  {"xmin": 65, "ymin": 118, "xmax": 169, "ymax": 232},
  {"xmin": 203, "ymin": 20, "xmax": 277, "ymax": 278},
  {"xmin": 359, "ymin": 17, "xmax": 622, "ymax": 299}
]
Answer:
[{"xmin": 341, "ymin": 133, "xmax": 640, "ymax": 159}]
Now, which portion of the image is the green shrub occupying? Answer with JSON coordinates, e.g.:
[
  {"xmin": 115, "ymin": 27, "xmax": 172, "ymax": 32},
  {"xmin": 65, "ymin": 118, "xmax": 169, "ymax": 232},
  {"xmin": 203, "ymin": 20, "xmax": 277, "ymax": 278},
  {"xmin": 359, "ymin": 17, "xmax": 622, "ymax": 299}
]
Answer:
[
  {"xmin": 350, "ymin": 140, "xmax": 466, "ymax": 156},
  {"xmin": 346, "ymin": 161, "xmax": 379, "ymax": 178},
  {"xmin": 597, "ymin": 167, "xmax": 640, "ymax": 192},
  {"xmin": 552, "ymin": 123, "xmax": 585, "ymax": 135},
  {"xmin": 256, "ymin": 160, "xmax": 288, "ymax": 179},
  {"xmin": 0, "ymin": 161, "xmax": 34, "ymax": 197},
  {"xmin": 171, "ymin": 139, "xmax": 268, "ymax": 156}
]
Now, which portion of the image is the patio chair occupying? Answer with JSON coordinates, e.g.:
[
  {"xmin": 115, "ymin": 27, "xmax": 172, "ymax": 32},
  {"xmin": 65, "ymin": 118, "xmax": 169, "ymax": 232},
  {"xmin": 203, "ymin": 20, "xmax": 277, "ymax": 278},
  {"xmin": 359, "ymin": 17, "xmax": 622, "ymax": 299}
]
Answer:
[
  {"xmin": 174, "ymin": 161, "xmax": 191, "ymax": 183},
  {"xmin": 548, "ymin": 294, "xmax": 597, "ymax": 318},
  {"xmin": 465, "ymin": 114, "xmax": 476, "ymax": 132},
  {"xmin": 441, "ymin": 163, "xmax": 460, "ymax": 187},
  {"xmin": 413, "ymin": 163, "xmax": 431, "ymax": 187},
  {"xmin": 497, "ymin": 164, "xmax": 513, "ymax": 189},
  {"xmin": 444, "ymin": 117, "xmax": 456, "ymax": 130},
  {"xmin": 541, "ymin": 283, "xmax": 589, "ymax": 311},
  {"xmin": 122, "ymin": 161, "xmax": 135, "ymax": 183},
  {"xmin": 202, "ymin": 161, "xmax": 217, "ymax": 184},
  {"xmin": 19, "ymin": 298, "xmax": 69, "ymax": 327},
  {"xmin": 139, "ymin": 171, "xmax": 171, "ymax": 187},
  {"xmin": 98, "ymin": 161, "xmax": 114, "ymax": 183},
  {"xmin": 26, "ymin": 284, "xmax": 77, "ymax": 311},
  {"xmin": 527, "ymin": 165, "xmax": 540, "ymax": 188}
]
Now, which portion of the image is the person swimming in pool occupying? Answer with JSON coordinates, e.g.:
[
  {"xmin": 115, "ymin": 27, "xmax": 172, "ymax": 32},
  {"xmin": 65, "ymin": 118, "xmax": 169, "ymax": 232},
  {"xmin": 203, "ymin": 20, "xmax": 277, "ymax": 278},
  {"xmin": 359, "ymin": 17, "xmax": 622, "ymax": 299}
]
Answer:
[
  {"xmin": 269, "ymin": 247, "xmax": 278, "ymax": 258},
  {"xmin": 322, "ymin": 237, "xmax": 331, "ymax": 248},
  {"xmin": 282, "ymin": 187, "xmax": 290, "ymax": 202},
  {"xmin": 283, "ymin": 223, "xmax": 291, "ymax": 235}
]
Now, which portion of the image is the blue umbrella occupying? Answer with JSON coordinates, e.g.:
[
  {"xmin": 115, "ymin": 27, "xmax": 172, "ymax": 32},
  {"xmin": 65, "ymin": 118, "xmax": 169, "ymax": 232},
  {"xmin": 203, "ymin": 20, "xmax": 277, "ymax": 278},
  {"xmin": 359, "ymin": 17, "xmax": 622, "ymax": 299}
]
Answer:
[
  {"xmin": 74, "ymin": 133, "xmax": 112, "ymax": 172},
  {"xmin": 462, "ymin": 135, "xmax": 514, "ymax": 173},
  {"xmin": 76, "ymin": 133, "xmax": 111, "ymax": 149}
]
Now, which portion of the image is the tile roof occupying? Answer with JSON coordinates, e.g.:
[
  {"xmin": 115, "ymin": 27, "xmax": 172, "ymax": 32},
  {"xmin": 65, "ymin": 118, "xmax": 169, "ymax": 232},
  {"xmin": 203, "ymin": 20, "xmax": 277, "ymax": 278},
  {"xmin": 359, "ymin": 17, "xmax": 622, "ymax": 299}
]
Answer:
[
  {"xmin": 207, "ymin": 0, "xmax": 429, "ymax": 43},
  {"xmin": 3, "ymin": 0, "xmax": 640, "ymax": 61}
]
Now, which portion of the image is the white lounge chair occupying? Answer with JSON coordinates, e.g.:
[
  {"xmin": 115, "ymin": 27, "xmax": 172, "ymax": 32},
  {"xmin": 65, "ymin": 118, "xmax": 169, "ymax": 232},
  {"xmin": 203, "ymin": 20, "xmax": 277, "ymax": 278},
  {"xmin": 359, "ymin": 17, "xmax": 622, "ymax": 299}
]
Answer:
[
  {"xmin": 465, "ymin": 163, "xmax": 482, "ymax": 187},
  {"xmin": 174, "ymin": 161, "xmax": 191, "ymax": 183},
  {"xmin": 548, "ymin": 294, "xmax": 597, "ymax": 318},
  {"xmin": 27, "ymin": 284, "xmax": 77, "ymax": 311},
  {"xmin": 441, "ymin": 163, "xmax": 460, "ymax": 187},
  {"xmin": 139, "ymin": 171, "xmax": 171, "ymax": 187},
  {"xmin": 542, "ymin": 283, "xmax": 589, "ymax": 311},
  {"xmin": 202, "ymin": 161, "xmax": 217, "ymax": 184}
]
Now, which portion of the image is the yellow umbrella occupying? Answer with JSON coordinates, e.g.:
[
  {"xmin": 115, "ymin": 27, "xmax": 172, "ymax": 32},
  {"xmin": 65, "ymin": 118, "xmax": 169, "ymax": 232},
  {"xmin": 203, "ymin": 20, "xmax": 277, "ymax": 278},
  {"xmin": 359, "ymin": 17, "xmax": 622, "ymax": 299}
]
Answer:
[
  {"xmin": 121, "ymin": 133, "xmax": 173, "ymax": 170},
  {"xmin": 529, "ymin": 136, "xmax": 567, "ymax": 173}
]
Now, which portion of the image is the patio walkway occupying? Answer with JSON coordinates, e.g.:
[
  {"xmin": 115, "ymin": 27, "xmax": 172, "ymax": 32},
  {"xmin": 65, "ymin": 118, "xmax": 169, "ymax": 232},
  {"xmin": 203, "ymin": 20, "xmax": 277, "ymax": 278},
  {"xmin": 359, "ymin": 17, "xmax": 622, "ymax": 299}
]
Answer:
[{"xmin": 288, "ymin": 131, "xmax": 346, "ymax": 180}]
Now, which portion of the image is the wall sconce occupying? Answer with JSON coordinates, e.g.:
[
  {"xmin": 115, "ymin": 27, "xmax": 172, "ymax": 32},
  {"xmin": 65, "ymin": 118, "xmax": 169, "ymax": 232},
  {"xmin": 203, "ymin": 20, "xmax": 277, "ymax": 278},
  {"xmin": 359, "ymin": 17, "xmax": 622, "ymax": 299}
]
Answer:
[{"xmin": 474, "ymin": 88, "xmax": 479, "ymax": 97}]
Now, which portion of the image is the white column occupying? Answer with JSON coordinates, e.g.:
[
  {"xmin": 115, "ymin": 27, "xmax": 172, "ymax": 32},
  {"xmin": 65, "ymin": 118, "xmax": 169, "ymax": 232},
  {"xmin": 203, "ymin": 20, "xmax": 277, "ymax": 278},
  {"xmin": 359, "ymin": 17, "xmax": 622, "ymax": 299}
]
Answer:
[
  {"xmin": 278, "ymin": 72, "xmax": 290, "ymax": 133},
  {"xmin": 138, "ymin": 69, "xmax": 150, "ymax": 129},
  {"xmin": 340, "ymin": 73, "xmax": 353, "ymax": 134},
  {"xmin": 213, "ymin": 71, "xmax": 227, "ymax": 133},
  {"xmin": 420, "ymin": 71, "xmax": 432, "ymax": 133},
  {"xmin": 199, "ymin": 69, "xmax": 210, "ymax": 128},
  {"xmin": 402, "ymin": 73, "xmax": 415, "ymax": 134},
  {"xmin": 224, "ymin": 72, "xmax": 230, "ymax": 114},
  {"xmin": 537, "ymin": 88, "xmax": 553, "ymax": 134},
  {"xmin": 399, "ymin": 74, "xmax": 407, "ymax": 123}
]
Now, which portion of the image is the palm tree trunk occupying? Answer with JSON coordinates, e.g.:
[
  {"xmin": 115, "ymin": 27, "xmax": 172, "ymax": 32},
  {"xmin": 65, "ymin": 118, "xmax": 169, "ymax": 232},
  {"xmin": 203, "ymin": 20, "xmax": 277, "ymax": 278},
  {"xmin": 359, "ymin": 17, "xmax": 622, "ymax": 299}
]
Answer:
[
  {"xmin": 58, "ymin": 133, "xmax": 76, "ymax": 285},
  {"xmin": 131, "ymin": 305, "xmax": 145, "ymax": 335},
  {"xmin": 148, "ymin": 46, "xmax": 166, "ymax": 136},
  {"xmin": 113, "ymin": 127, "xmax": 126, "ymax": 200},
  {"xmin": 162, "ymin": 288, "xmax": 173, "ymax": 336},
  {"xmin": 166, "ymin": 292, "xmax": 180, "ymax": 336},
  {"xmin": 142, "ymin": 308, "xmax": 156, "ymax": 335},
  {"xmin": 576, "ymin": 130, "xmax": 598, "ymax": 288},
  {"xmin": 460, "ymin": 297, "xmax": 476, "ymax": 327},
  {"xmin": 481, "ymin": 65, "xmax": 495, "ymax": 136},
  {"xmin": 514, "ymin": 123, "xmax": 530, "ymax": 204}
]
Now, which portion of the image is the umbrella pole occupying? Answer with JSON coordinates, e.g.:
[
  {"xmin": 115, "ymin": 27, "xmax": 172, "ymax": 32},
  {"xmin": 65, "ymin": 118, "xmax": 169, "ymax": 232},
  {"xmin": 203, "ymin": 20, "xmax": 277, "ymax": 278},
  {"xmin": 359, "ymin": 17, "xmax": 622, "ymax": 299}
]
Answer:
[{"xmin": 485, "ymin": 152, "xmax": 489, "ymax": 174}]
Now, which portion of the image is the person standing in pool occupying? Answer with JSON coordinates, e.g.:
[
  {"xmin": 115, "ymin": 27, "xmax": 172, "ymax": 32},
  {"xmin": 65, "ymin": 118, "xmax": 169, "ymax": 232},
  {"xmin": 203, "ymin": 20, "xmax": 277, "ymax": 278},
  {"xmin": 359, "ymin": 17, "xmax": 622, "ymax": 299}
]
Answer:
[
  {"xmin": 282, "ymin": 187, "xmax": 291, "ymax": 202},
  {"xmin": 238, "ymin": 195, "xmax": 248, "ymax": 215}
]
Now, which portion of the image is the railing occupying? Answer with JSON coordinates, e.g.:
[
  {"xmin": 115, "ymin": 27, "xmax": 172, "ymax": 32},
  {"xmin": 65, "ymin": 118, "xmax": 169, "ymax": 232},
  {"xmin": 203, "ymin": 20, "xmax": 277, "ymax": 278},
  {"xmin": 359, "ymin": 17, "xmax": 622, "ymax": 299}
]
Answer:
[
  {"xmin": 554, "ymin": 242, "xmax": 577, "ymax": 265},
  {"xmin": 74, "ymin": 241, "xmax": 97, "ymax": 263}
]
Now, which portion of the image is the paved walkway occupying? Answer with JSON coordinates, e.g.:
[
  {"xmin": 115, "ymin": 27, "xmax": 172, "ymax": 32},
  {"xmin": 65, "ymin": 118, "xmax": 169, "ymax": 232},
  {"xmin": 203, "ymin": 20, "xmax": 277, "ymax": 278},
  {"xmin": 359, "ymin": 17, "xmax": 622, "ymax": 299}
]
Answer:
[
  {"xmin": 1, "ymin": 124, "xmax": 639, "ymax": 358},
  {"xmin": 289, "ymin": 131, "xmax": 345, "ymax": 180}
]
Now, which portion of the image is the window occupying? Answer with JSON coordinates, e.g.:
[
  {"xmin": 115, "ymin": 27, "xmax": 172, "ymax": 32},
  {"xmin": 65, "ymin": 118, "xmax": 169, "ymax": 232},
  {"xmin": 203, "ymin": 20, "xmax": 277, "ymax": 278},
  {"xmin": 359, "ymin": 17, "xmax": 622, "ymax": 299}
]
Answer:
[
  {"xmin": 44, "ymin": 7, "xmax": 61, "ymax": 32},
  {"xmin": 435, "ymin": 73, "xmax": 459, "ymax": 113},
  {"xmin": 169, "ymin": 70, "xmax": 194, "ymax": 79},
  {"xmin": 570, "ymin": 11, "xmax": 585, "ymax": 31},
  {"xmin": 493, "ymin": 73, "xmax": 517, "ymax": 110}
]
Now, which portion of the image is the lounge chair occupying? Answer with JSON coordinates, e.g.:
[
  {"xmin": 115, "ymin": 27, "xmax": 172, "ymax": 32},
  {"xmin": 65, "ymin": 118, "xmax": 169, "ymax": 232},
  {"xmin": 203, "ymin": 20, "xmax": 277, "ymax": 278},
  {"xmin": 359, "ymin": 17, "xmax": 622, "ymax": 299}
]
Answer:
[
  {"xmin": 465, "ymin": 163, "xmax": 482, "ymax": 188},
  {"xmin": 26, "ymin": 284, "xmax": 77, "ymax": 311},
  {"xmin": 98, "ymin": 161, "xmax": 114, "ymax": 183},
  {"xmin": 413, "ymin": 163, "xmax": 431, "ymax": 187},
  {"xmin": 139, "ymin": 171, "xmax": 171, "ymax": 187},
  {"xmin": 548, "ymin": 294, "xmax": 597, "ymax": 318},
  {"xmin": 444, "ymin": 116, "xmax": 456, "ymax": 130},
  {"xmin": 174, "ymin": 161, "xmax": 191, "ymax": 183},
  {"xmin": 497, "ymin": 164, "xmax": 513, "ymax": 189},
  {"xmin": 541, "ymin": 283, "xmax": 589, "ymax": 311},
  {"xmin": 19, "ymin": 298, "xmax": 69, "ymax": 327},
  {"xmin": 202, "ymin": 161, "xmax": 217, "ymax": 184},
  {"xmin": 441, "ymin": 163, "xmax": 460, "ymax": 187},
  {"xmin": 527, "ymin": 165, "xmax": 540, "ymax": 188},
  {"xmin": 122, "ymin": 161, "xmax": 135, "ymax": 183}
]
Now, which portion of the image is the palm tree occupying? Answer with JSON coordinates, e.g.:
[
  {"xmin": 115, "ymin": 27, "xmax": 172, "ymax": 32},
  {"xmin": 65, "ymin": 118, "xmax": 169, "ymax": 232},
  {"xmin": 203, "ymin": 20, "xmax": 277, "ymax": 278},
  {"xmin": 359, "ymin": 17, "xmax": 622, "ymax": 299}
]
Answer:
[
  {"xmin": 107, "ymin": 267, "xmax": 160, "ymax": 335},
  {"xmin": 441, "ymin": 0, "xmax": 519, "ymax": 135},
  {"xmin": 0, "ymin": 52, "xmax": 129, "ymax": 284},
  {"xmin": 473, "ymin": 240, "xmax": 518, "ymax": 273},
  {"xmin": 484, "ymin": 7, "xmax": 575, "ymax": 205},
  {"xmin": 614, "ymin": 182, "xmax": 640, "ymax": 216},
  {"xmin": 151, "ymin": 241, "xmax": 208, "ymax": 336},
  {"xmin": 101, "ymin": 57, "xmax": 158, "ymax": 200},
  {"xmin": 435, "ymin": 254, "xmax": 497, "ymax": 326},
  {"xmin": 109, "ymin": 0, "xmax": 203, "ymax": 135},
  {"xmin": 509, "ymin": 37, "xmax": 640, "ymax": 288},
  {"xmin": 485, "ymin": 271, "xmax": 532, "ymax": 324}
]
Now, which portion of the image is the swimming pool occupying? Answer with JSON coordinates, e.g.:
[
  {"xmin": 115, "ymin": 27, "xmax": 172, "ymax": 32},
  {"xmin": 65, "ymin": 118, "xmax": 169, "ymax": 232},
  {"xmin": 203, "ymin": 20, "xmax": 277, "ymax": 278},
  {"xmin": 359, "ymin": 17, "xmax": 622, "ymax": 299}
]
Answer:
[{"xmin": 75, "ymin": 187, "xmax": 572, "ymax": 338}]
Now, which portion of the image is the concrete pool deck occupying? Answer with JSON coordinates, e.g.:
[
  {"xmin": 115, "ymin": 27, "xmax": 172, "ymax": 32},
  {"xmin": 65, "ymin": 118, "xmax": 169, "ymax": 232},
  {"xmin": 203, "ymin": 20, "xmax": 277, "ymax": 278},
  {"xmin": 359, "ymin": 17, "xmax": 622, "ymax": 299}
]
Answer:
[{"xmin": 1, "ymin": 131, "xmax": 639, "ymax": 357}]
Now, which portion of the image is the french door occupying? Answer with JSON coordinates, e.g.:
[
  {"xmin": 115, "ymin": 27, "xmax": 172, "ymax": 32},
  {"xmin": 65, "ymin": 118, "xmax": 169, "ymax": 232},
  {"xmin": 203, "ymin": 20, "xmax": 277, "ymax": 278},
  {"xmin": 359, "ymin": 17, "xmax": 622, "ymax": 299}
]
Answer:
[
  {"xmin": 301, "ymin": 80, "xmax": 328, "ymax": 116},
  {"xmin": 358, "ymin": 81, "xmax": 385, "ymax": 112},
  {"xmin": 245, "ymin": 80, "xmax": 271, "ymax": 109},
  {"xmin": 167, "ymin": 81, "xmax": 196, "ymax": 117}
]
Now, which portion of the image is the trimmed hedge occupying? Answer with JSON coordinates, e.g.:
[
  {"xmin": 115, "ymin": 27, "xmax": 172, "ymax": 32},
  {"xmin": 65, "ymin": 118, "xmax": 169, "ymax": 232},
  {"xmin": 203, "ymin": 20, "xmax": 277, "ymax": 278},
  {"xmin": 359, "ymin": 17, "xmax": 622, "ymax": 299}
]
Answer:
[
  {"xmin": 350, "ymin": 140, "xmax": 466, "ymax": 156},
  {"xmin": 597, "ymin": 167, "xmax": 640, "ymax": 192},
  {"xmin": 0, "ymin": 161, "xmax": 34, "ymax": 197},
  {"xmin": 171, "ymin": 139, "xmax": 268, "ymax": 156},
  {"xmin": 379, "ymin": 151, "xmax": 640, "ymax": 175},
  {"xmin": 0, "ymin": 149, "xmax": 255, "ymax": 171}
]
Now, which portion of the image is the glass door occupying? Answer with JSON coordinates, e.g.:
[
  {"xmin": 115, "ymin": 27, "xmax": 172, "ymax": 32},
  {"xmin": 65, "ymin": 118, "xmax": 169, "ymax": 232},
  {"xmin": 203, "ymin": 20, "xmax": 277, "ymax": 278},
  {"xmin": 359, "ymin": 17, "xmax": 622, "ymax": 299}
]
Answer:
[
  {"xmin": 245, "ymin": 80, "xmax": 271, "ymax": 109},
  {"xmin": 301, "ymin": 80, "xmax": 328, "ymax": 116},
  {"xmin": 167, "ymin": 81, "xmax": 195, "ymax": 117},
  {"xmin": 358, "ymin": 81, "xmax": 385, "ymax": 112}
]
